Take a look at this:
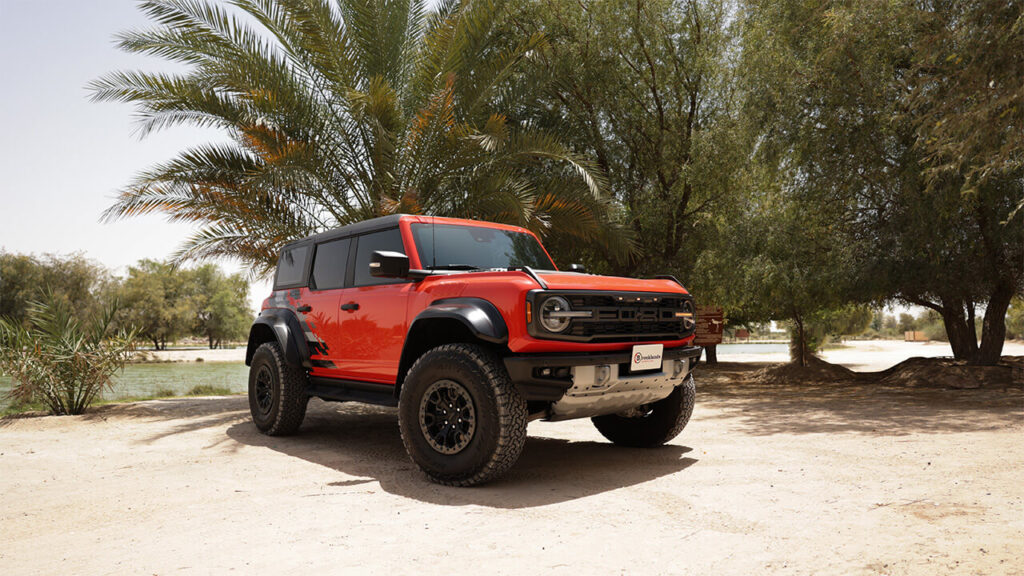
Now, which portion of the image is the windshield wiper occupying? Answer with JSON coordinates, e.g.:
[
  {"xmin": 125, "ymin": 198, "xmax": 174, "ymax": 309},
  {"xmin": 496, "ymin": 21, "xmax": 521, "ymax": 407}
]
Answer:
[{"xmin": 429, "ymin": 264, "xmax": 484, "ymax": 271}]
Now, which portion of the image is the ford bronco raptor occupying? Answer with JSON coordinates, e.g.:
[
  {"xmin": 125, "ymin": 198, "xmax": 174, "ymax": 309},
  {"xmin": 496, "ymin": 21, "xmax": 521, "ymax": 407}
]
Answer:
[{"xmin": 246, "ymin": 215, "xmax": 701, "ymax": 486}]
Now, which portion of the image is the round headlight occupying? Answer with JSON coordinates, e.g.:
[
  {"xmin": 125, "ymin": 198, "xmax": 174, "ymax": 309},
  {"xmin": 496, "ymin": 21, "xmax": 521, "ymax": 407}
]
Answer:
[{"xmin": 540, "ymin": 296, "xmax": 572, "ymax": 333}]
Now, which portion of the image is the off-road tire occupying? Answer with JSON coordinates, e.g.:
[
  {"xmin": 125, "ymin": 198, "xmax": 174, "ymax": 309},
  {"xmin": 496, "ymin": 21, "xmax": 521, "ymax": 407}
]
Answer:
[
  {"xmin": 592, "ymin": 375, "xmax": 695, "ymax": 447},
  {"xmin": 399, "ymin": 343, "xmax": 527, "ymax": 486},
  {"xmin": 248, "ymin": 341, "xmax": 308, "ymax": 436}
]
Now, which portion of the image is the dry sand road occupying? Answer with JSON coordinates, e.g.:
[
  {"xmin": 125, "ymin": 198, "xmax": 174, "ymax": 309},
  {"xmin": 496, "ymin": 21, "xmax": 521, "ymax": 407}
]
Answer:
[{"xmin": 2, "ymin": 363, "xmax": 1022, "ymax": 575}]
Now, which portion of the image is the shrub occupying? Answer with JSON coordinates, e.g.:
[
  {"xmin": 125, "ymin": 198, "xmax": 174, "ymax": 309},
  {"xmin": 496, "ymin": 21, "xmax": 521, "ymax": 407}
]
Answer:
[
  {"xmin": 187, "ymin": 384, "xmax": 233, "ymax": 396},
  {"xmin": 922, "ymin": 321, "xmax": 949, "ymax": 342},
  {"xmin": 1008, "ymin": 297, "xmax": 1024, "ymax": 340},
  {"xmin": 0, "ymin": 293, "xmax": 136, "ymax": 415}
]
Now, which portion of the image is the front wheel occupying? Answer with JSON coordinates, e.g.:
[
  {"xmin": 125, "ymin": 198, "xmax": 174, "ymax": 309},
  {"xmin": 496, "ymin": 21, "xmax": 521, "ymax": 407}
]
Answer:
[
  {"xmin": 398, "ymin": 343, "xmax": 527, "ymax": 486},
  {"xmin": 592, "ymin": 376, "xmax": 695, "ymax": 447}
]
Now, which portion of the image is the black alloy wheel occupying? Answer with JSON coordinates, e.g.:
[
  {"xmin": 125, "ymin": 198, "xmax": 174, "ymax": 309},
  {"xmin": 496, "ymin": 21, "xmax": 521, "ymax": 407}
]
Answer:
[
  {"xmin": 419, "ymin": 379, "xmax": 477, "ymax": 455},
  {"xmin": 254, "ymin": 364, "xmax": 274, "ymax": 417}
]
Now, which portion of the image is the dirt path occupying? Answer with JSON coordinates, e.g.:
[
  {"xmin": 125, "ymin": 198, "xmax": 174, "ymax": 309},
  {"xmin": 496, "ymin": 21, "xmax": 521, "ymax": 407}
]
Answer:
[{"xmin": 1, "ymin": 365, "xmax": 1021, "ymax": 575}]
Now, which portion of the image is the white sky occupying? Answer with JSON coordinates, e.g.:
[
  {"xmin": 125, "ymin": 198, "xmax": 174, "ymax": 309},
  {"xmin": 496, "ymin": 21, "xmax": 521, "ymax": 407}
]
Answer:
[
  {"xmin": 0, "ymin": 0, "xmax": 450, "ymax": 312},
  {"xmin": 0, "ymin": 0, "xmax": 275, "ymax": 310}
]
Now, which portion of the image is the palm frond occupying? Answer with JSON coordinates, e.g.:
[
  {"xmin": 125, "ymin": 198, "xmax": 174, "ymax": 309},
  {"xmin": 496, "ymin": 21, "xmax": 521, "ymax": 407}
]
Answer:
[{"xmin": 93, "ymin": 0, "xmax": 619, "ymax": 273}]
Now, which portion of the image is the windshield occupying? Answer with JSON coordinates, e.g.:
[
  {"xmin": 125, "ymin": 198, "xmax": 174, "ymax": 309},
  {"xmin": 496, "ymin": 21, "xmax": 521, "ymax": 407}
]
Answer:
[{"xmin": 411, "ymin": 223, "xmax": 554, "ymax": 270}]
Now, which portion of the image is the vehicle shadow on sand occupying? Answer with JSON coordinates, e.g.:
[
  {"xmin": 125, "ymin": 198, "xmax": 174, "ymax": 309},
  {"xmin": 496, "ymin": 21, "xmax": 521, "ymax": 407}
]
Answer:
[{"xmin": 224, "ymin": 399, "xmax": 698, "ymax": 508}]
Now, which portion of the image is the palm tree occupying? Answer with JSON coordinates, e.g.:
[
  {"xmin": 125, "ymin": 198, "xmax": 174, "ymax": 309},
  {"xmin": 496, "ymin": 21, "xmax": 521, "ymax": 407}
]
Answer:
[{"xmin": 90, "ymin": 0, "xmax": 628, "ymax": 274}]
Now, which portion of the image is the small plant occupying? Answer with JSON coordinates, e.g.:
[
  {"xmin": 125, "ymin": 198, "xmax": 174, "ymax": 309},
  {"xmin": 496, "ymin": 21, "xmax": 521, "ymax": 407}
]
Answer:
[
  {"xmin": 186, "ymin": 384, "xmax": 233, "ymax": 397},
  {"xmin": 0, "ymin": 292, "xmax": 136, "ymax": 415}
]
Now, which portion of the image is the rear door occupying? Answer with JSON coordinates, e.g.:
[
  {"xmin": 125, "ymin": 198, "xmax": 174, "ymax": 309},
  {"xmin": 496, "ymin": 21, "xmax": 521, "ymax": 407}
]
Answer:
[
  {"xmin": 302, "ymin": 237, "xmax": 350, "ymax": 378},
  {"xmin": 334, "ymin": 228, "xmax": 413, "ymax": 383}
]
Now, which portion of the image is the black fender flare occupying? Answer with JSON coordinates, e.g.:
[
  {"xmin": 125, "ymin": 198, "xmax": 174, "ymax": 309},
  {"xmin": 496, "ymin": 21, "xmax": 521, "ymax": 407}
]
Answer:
[
  {"xmin": 412, "ymin": 297, "xmax": 508, "ymax": 344},
  {"xmin": 394, "ymin": 298, "xmax": 509, "ymax": 392},
  {"xmin": 245, "ymin": 309, "xmax": 311, "ymax": 370}
]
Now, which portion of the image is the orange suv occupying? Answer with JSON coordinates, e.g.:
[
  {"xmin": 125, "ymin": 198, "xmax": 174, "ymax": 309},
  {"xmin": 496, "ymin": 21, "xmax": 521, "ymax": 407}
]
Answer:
[{"xmin": 246, "ymin": 215, "xmax": 701, "ymax": 485}]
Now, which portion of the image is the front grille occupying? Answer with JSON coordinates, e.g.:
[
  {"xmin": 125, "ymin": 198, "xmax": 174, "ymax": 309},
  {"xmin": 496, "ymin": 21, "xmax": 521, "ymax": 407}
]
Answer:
[{"xmin": 529, "ymin": 290, "xmax": 695, "ymax": 343}]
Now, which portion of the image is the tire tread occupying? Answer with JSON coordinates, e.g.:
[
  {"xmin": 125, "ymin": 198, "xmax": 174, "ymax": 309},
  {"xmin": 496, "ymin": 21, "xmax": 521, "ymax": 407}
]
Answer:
[
  {"xmin": 400, "ymin": 343, "xmax": 527, "ymax": 486},
  {"xmin": 250, "ymin": 341, "xmax": 307, "ymax": 436},
  {"xmin": 592, "ymin": 375, "xmax": 695, "ymax": 447}
]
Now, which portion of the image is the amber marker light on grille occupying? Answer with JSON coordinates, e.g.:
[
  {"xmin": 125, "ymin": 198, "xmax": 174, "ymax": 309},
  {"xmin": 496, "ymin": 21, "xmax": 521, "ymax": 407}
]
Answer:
[
  {"xmin": 675, "ymin": 311, "xmax": 694, "ymax": 318},
  {"xmin": 526, "ymin": 301, "xmax": 533, "ymax": 324}
]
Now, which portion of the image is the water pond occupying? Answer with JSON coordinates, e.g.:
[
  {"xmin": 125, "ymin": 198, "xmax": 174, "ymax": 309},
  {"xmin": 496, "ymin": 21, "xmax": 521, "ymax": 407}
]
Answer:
[{"xmin": 0, "ymin": 362, "xmax": 248, "ymax": 411}]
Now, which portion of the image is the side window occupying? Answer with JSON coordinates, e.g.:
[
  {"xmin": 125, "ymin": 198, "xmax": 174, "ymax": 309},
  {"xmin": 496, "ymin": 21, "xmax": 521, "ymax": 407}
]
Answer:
[
  {"xmin": 274, "ymin": 245, "xmax": 310, "ymax": 289},
  {"xmin": 311, "ymin": 238, "xmax": 350, "ymax": 291},
  {"xmin": 353, "ymin": 228, "xmax": 406, "ymax": 287}
]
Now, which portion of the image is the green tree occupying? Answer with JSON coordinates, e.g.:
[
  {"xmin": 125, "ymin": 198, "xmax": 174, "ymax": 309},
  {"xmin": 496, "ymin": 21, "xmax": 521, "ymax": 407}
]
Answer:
[
  {"xmin": 90, "ymin": 0, "xmax": 624, "ymax": 275},
  {"xmin": 118, "ymin": 259, "xmax": 195, "ymax": 350},
  {"xmin": 906, "ymin": 0, "xmax": 1024, "ymax": 217},
  {"xmin": 191, "ymin": 264, "xmax": 252, "ymax": 348},
  {"xmin": 0, "ymin": 251, "xmax": 114, "ymax": 326},
  {"xmin": 739, "ymin": 0, "xmax": 1024, "ymax": 365},
  {"xmin": 510, "ymin": 0, "xmax": 744, "ymax": 275},
  {"xmin": 0, "ymin": 292, "xmax": 136, "ymax": 415},
  {"xmin": 822, "ymin": 305, "xmax": 873, "ymax": 339},
  {"xmin": 1006, "ymin": 297, "xmax": 1024, "ymax": 340},
  {"xmin": 898, "ymin": 314, "xmax": 917, "ymax": 334},
  {"xmin": 709, "ymin": 172, "xmax": 861, "ymax": 366}
]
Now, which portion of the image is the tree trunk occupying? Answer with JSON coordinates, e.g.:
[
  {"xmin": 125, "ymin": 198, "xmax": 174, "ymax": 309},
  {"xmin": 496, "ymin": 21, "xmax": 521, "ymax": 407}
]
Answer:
[
  {"xmin": 974, "ymin": 282, "xmax": 1014, "ymax": 365},
  {"xmin": 940, "ymin": 304, "xmax": 978, "ymax": 361},
  {"xmin": 209, "ymin": 334, "xmax": 215, "ymax": 349},
  {"xmin": 704, "ymin": 344, "xmax": 718, "ymax": 365},
  {"xmin": 792, "ymin": 312, "xmax": 808, "ymax": 367},
  {"xmin": 928, "ymin": 287, "xmax": 1012, "ymax": 365}
]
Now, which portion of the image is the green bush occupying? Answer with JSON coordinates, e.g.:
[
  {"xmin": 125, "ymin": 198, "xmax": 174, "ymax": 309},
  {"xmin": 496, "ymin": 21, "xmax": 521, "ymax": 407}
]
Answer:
[
  {"xmin": 0, "ymin": 293, "xmax": 136, "ymax": 415},
  {"xmin": 1008, "ymin": 297, "xmax": 1024, "ymax": 340},
  {"xmin": 187, "ymin": 384, "xmax": 233, "ymax": 396}
]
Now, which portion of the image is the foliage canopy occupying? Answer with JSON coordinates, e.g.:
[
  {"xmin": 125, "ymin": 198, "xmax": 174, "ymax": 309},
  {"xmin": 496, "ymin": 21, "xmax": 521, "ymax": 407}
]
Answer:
[{"xmin": 92, "ymin": 0, "xmax": 625, "ymax": 275}]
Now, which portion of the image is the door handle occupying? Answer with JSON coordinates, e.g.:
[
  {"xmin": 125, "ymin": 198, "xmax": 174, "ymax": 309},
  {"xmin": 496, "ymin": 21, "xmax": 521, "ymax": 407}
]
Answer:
[
  {"xmin": 296, "ymin": 305, "xmax": 312, "ymax": 313},
  {"xmin": 341, "ymin": 302, "xmax": 360, "ymax": 312}
]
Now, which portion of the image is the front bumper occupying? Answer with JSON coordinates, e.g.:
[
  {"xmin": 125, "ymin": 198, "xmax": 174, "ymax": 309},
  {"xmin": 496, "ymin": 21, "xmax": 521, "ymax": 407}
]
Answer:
[{"xmin": 503, "ymin": 345, "xmax": 703, "ymax": 402}]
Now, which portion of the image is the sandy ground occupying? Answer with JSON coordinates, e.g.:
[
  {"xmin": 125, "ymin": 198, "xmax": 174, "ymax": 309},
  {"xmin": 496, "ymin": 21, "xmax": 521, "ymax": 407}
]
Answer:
[
  {"xmin": 723, "ymin": 339, "xmax": 1024, "ymax": 371},
  {"xmin": 2, "ymin": 363, "xmax": 1021, "ymax": 575}
]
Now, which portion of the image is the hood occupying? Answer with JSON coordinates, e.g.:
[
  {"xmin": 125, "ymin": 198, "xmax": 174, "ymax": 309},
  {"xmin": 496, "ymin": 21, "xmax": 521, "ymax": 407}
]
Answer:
[{"xmin": 536, "ymin": 271, "xmax": 688, "ymax": 294}]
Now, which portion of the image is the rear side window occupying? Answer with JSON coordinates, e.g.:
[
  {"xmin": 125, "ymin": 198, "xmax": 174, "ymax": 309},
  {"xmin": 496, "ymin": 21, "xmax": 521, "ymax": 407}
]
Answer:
[
  {"xmin": 274, "ymin": 245, "xmax": 310, "ymax": 289},
  {"xmin": 311, "ymin": 238, "xmax": 350, "ymax": 290},
  {"xmin": 353, "ymin": 228, "xmax": 406, "ymax": 287}
]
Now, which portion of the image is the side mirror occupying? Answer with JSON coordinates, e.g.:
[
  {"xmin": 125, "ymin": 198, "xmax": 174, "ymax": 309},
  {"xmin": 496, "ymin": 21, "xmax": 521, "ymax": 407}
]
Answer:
[
  {"xmin": 370, "ymin": 250, "xmax": 409, "ymax": 278},
  {"xmin": 567, "ymin": 263, "xmax": 586, "ymax": 273}
]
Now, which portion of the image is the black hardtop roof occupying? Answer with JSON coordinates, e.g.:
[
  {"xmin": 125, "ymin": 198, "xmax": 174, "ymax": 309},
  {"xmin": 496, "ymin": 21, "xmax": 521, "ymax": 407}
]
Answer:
[{"xmin": 280, "ymin": 214, "xmax": 407, "ymax": 250}]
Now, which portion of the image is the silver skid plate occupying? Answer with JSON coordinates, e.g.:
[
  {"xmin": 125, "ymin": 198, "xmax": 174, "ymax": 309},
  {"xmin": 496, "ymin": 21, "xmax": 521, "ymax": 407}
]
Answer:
[{"xmin": 546, "ymin": 359, "xmax": 689, "ymax": 421}]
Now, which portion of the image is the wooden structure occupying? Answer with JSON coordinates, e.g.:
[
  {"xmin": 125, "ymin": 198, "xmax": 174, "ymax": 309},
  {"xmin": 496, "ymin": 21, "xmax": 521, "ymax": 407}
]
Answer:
[{"xmin": 695, "ymin": 306, "xmax": 724, "ymax": 363}]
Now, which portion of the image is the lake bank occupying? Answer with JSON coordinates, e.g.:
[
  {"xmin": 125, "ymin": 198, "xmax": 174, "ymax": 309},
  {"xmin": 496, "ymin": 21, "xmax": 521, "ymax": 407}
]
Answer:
[
  {"xmin": 1, "ymin": 362, "xmax": 249, "ymax": 413},
  {"xmin": 132, "ymin": 347, "xmax": 246, "ymax": 363}
]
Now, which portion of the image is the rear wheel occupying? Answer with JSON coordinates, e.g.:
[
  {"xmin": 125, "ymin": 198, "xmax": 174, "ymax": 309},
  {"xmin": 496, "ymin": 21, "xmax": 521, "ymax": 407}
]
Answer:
[
  {"xmin": 399, "ymin": 343, "xmax": 527, "ymax": 486},
  {"xmin": 592, "ymin": 376, "xmax": 695, "ymax": 447},
  {"xmin": 248, "ymin": 341, "xmax": 308, "ymax": 436}
]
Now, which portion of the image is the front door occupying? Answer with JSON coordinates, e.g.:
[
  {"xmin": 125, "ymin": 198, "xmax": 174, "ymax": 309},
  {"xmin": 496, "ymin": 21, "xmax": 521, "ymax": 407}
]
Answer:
[
  {"xmin": 335, "ymin": 228, "xmax": 412, "ymax": 384},
  {"xmin": 301, "ymin": 237, "xmax": 351, "ymax": 378}
]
